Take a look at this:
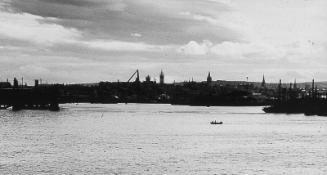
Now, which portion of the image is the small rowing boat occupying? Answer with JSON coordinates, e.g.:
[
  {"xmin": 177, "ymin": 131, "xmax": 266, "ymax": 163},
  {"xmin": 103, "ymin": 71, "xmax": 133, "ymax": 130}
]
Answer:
[{"xmin": 210, "ymin": 121, "xmax": 223, "ymax": 125}]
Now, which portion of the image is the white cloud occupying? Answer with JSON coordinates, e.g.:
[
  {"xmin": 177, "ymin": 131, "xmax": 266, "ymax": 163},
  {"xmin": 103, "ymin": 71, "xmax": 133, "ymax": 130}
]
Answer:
[
  {"xmin": 0, "ymin": 11, "xmax": 81, "ymax": 45},
  {"xmin": 180, "ymin": 1, "xmax": 327, "ymax": 50},
  {"xmin": 81, "ymin": 40, "xmax": 173, "ymax": 52},
  {"xmin": 207, "ymin": 0, "xmax": 231, "ymax": 4},
  {"xmin": 179, "ymin": 11, "xmax": 219, "ymax": 25},
  {"xmin": 178, "ymin": 40, "xmax": 213, "ymax": 55},
  {"xmin": 178, "ymin": 40, "xmax": 326, "ymax": 62},
  {"xmin": 178, "ymin": 0, "xmax": 327, "ymax": 63},
  {"xmin": 131, "ymin": 33, "xmax": 142, "ymax": 37},
  {"xmin": 227, "ymin": 0, "xmax": 327, "ymax": 45},
  {"xmin": 0, "ymin": 7, "xmax": 172, "ymax": 53},
  {"xmin": 106, "ymin": 0, "xmax": 127, "ymax": 11},
  {"xmin": 210, "ymin": 41, "xmax": 282, "ymax": 59}
]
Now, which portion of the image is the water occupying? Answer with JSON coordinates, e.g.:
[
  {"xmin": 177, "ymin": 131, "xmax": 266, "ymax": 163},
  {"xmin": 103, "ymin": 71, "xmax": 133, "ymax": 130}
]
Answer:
[{"xmin": 0, "ymin": 104, "xmax": 326, "ymax": 174}]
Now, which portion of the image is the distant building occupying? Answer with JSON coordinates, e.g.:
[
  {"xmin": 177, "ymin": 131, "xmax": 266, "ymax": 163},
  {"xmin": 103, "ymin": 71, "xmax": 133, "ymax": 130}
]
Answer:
[
  {"xmin": 207, "ymin": 72, "xmax": 212, "ymax": 84},
  {"xmin": 0, "ymin": 82, "xmax": 11, "ymax": 88},
  {"xmin": 145, "ymin": 75, "xmax": 151, "ymax": 83},
  {"xmin": 13, "ymin": 78, "xmax": 18, "ymax": 88},
  {"xmin": 160, "ymin": 70, "xmax": 164, "ymax": 85}
]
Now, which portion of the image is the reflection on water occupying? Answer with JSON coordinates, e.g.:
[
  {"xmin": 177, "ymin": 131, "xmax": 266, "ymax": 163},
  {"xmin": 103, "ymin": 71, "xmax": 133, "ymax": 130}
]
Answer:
[{"xmin": 0, "ymin": 104, "xmax": 326, "ymax": 174}]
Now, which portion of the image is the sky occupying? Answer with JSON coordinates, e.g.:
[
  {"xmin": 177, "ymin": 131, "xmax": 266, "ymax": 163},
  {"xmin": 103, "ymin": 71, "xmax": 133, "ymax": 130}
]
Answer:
[{"xmin": 0, "ymin": 0, "xmax": 327, "ymax": 84}]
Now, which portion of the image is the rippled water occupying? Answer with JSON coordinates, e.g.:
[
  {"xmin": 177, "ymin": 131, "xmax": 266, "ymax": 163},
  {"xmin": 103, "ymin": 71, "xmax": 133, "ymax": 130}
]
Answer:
[{"xmin": 0, "ymin": 104, "xmax": 326, "ymax": 174}]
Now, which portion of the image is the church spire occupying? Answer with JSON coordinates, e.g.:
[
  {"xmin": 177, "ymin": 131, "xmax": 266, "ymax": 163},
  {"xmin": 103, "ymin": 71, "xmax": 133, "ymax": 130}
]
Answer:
[
  {"xmin": 293, "ymin": 79, "xmax": 297, "ymax": 89},
  {"xmin": 207, "ymin": 72, "xmax": 212, "ymax": 84},
  {"xmin": 261, "ymin": 74, "xmax": 266, "ymax": 88},
  {"xmin": 159, "ymin": 70, "xmax": 164, "ymax": 85}
]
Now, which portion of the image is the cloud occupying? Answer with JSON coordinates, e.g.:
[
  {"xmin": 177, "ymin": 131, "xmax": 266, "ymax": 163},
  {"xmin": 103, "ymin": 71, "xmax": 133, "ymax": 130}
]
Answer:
[
  {"xmin": 207, "ymin": 0, "xmax": 231, "ymax": 4},
  {"xmin": 80, "ymin": 40, "xmax": 173, "ymax": 52},
  {"xmin": 131, "ymin": 33, "xmax": 142, "ymax": 38},
  {"xmin": 178, "ymin": 1, "xmax": 327, "ymax": 61},
  {"xmin": 178, "ymin": 39, "xmax": 327, "ymax": 67},
  {"xmin": 179, "ymin": 11, "xmax": 219, "ymax": 25},
  {"xmin": 12, "ymin": 0, "xmax": 127, "ymax": 11},
  {"xmin": 107, "ymin": 0, "xmax": 126, "ymax": 11},
  {"xmin": 40, "ymin": 0, "xmax": 102, "ymax": 7},
  {"xmin": 178, "ymin": 40, "xmax": 258, "ymax": 57},
  {"xmin": 178, "ymin": 40, "xmax": 213, "ymax": 55},
  {"xmin": 0, "ymin": 4, "xmax": 172, "ymax": 52},
  {"xmin": 7, "ymin": 0, "xmax": 234, "ymax": 46},
  {"xmin": 0, "ymin": 10, "xmax": 81, "ymax": 45},
  {"xmin": 210, "ymin": 41, "xmax": 281, "ymax": 59}
]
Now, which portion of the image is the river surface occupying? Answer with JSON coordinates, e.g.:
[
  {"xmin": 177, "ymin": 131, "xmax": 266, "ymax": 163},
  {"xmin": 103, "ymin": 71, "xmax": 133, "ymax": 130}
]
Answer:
[{"xmin": 0, "ymin": 104, "xmax": 326, "ymax": 174}]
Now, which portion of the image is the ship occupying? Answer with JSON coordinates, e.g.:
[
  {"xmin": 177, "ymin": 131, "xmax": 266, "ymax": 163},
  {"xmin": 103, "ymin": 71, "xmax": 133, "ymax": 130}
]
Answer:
[{"xmin": 263, "ymin": 99, "xmax": 327, "ymax": 116}]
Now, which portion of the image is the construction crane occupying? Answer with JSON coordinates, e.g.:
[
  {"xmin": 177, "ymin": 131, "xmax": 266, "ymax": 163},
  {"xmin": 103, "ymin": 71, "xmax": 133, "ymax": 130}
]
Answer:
[{"xmin": 127, "ymin": 69, "xmax": 140, "ymax": 83}]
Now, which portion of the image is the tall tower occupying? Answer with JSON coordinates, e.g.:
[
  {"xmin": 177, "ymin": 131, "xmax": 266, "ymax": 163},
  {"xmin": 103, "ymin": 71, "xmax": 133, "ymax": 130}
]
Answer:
[
  {"xmin": 145, "ymin": 75, "xmax": 151, "ymax": 82},
  {"xmin": 278, "ymin": 79, "xmax": 282, "ymax": 100},
  {"xmin": 293, "ymin": 79, "xmax": 297, "ymax": 89},
  {"xmin": 13, "ymin": 78, "xmax": 18, "ymax": 88},
  {"xmin": 312, "ymin": 79, "xmax": 315, "ymax": 89},
  {"xmin": 160, "ymin": 70, "xmax": 164, "ymax": 85},
  {"xmin": 312, "ymin": 79, "xmax": 315, "ymax": 98},
  {"xmin": 207, "ymin": 72, "xmax": 212, "ymax": 84},
  {"xmin": 135, "ymin": 69, "xmax": 140, "ymax": 83},
  {"xmin": 261, "ymin": 75, "xmax": 266, "ymax": 88}
]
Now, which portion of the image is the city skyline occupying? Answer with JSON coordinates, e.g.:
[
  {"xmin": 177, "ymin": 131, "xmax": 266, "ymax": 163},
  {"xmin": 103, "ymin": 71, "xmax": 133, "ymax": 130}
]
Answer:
[
  {"xmin": 3, "ymin": 70, "xmax": 326, "ymax": 88},
  {"xmin": 0, "ymin": 0, "xmax": 327, "ymax": 83}
]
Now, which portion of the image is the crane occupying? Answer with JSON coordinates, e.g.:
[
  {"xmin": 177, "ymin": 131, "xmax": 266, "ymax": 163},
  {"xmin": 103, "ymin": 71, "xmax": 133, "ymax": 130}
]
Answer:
[{"xmin": 127, "ymin": 69, "xmax": 140, "ymax": 83}]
